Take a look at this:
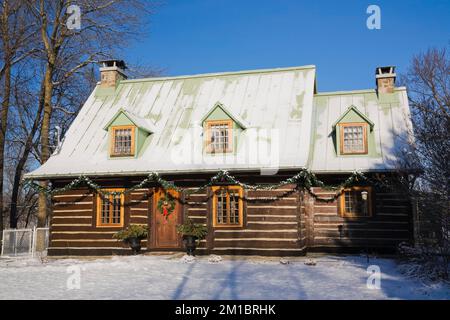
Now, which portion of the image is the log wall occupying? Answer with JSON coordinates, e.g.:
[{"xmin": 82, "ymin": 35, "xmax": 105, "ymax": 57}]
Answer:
[
  {"xmin": 212, "ymin": 184, "xmax": 304, "ymax": 256},
  {"xmin": 48, "ymin": 188, "xmax": 152, "ymax": 256},
  {"xmin": 47, "ymin": 177, "xmax": 413, "ymax": 256},
  {"xmin": 308, "ymin": 187, "xmax": 413, "ymax": 252},
  {"xmin": 183, "ymin": 188, "xmax": 209, "ymax": 252}
]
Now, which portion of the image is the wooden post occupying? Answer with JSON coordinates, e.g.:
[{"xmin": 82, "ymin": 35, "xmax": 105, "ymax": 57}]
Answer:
[
  {"xmin": 296, "ymin": 189, "xmax": 301, "ymax": 244},
  {"xmin": 206, "ymin": 187, "xmax": 214, "ymax": 253},
  {"xmin": 305, "ymin": 190, "xmax": 315, "ymax": 248}
]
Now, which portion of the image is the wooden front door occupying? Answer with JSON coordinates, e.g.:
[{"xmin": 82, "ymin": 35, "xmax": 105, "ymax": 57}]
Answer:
[{"xmin": 152, "ymin": 188, "xmax": 181, "ymax": 248}]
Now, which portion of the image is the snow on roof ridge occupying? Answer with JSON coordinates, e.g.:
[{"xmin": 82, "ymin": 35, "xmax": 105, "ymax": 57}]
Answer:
[{"xmin": 119, "ymin": 65, "xmax": 316, "ymax": 84}]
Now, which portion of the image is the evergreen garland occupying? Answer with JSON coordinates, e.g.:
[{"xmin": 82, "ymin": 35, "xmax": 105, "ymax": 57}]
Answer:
[{"xmin": 23, "ymin": 168, "xmax": 386, "ymax": 202}]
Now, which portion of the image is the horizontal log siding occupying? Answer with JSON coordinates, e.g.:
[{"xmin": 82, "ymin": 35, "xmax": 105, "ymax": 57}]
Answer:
[
  {"xmin": 129, "ymin": 190, "xmax": 151, "ymax": 227},
  {"xmin": 184, "ymin": 191, "xmax": 208, "ymax": 250},
  {"xmin": 209, "ymin": 185, "xmax": 306, "ymax": 256},
  {"xmin": 309, "ymin": 187, "xmax": 413, "ymax": 252},
  {"xmin": 48, "ymin": 188, "xmax": 151, "ymax": 256},
  {"xmin": 47, "ymin": 174, "xmax": 413, "ymax": 256}
]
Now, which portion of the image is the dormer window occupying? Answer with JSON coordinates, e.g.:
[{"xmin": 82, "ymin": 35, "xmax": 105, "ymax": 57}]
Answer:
[
  {"xmin": 205, "ymin": 120, "xmax": 233, "ymax": 153},
  {"xmin": 339, "ymin": 123, "xmax": 367, "ymax": 155},
  {"xmin": 333, "ymin": 106, "xmax": 374, "ymax": 157},
  {"xmin": 110, "ymin": 125, "xmax": 135, "ymax": 157},
  {"xmin": 201, "ymin": 102, "xmax": 249, "ymax": 155},
  {"xmin": 104, "ymin": 109, "xmax": 155, "ymax": 158}
]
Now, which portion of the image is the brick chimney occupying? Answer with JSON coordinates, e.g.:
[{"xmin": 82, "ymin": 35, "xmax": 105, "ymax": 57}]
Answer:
[
  {"xmin": 375, "ymin": 66, "xmax": 396, "ymax": 94},
  {"xmin": 99, "ymin": 59, "xmax": 127, "ymax": 88}
]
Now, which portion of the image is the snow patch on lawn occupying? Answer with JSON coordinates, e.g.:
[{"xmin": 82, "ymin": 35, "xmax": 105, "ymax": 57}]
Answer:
[
  {"xmin": 0, "ymin": 255, "xmax": 449, "ymax": 300},
  {"xmin": 180, "ymin": 255, "xmax": 196, "ymax": 264}
]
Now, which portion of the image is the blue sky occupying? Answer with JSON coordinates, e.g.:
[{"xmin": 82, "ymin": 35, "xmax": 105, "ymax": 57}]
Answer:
[{"xmin": 126, "ymin": 0, "xmax": 450, "ymax": 92}]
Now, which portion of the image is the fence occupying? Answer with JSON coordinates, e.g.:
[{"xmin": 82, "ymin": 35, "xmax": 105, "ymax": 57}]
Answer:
[{"xmin": 1, "ymin": 227, "xmax": 49, "ymax": 258}]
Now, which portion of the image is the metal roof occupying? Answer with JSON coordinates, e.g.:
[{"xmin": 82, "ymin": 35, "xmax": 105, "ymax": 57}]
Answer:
[
  {"xmin": 309, "ymin": 87, "xmax": 413, "ymax": 172},
  {"xmin": 26, "ymin": 65, "xmax": 413, "ymax": 179},
  {"xmin": 27, "ymin": 65, "xmax": 317, "ymax": 178}
]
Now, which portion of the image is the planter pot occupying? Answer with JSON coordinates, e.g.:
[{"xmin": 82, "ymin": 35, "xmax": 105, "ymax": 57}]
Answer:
[
  {"xmin": 182, "ymin": 235, "xmax": 198, "ymax": 256},
  {"xmin": 126, "ymin": 237, "xmax": 142, "ymax": 255}
]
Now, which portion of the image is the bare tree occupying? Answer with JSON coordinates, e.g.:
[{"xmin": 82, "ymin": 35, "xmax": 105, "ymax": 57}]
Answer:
[
  {"xmin": 24, "ymin": 0, "xmax": 154, "ymax": 227},
  {"xmin": 7, "ymin": 60, "xmax": 45, "ymax": 228},
  {"xmin": 400, "ymin": 46, "xmax": 450, "ymax": 280},
  {"xmin": 0, "ymin": 0, "xmax": 159, "ymax": 235},
  {"xmin": 0, "ymin": 0, "xmax": 37, "ymax": 233}
]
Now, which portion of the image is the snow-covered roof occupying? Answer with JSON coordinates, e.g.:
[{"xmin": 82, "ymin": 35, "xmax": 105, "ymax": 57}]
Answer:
[
  {"xmin": 26, "ymin": 65, "xmax": 318, "ymax": 178},
  {"xmin": 310, "ymin": 88, "xmax": 413, "ymax": 172},
  {"xmin": 25, "ymin": 65, "xmax": 413, "ymax": 179}
]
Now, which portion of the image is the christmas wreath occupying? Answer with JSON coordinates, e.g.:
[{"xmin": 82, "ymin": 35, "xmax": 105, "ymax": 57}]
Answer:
[{"xmin": 157, "ymin": 193, "xmax": 176, "ymax": 220}]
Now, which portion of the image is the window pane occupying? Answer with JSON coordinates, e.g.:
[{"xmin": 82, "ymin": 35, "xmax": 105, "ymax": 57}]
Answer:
[
  {"xmin": 215, "ymin": 187, "xmax": 241, "ymax": 226},
  {"xmin": 217, "ymin": 189, "xmax": 227, "ymax": 224},
  {"xmin": 112, "ymin": 195, "xmax": 121, "ymax": 224},
  {"xmin": 343, "ymin": 125, "xmax": 365, "ymax": 153},
  {"xmin": 114, "ymin": 128, "xmax": 132, "ymax": 155},
  {"xmin": 101, "ymin": 195, "xmax": 110, "ymax": 224},
  {"xmin": 99, "ymin": 193, "xmax": 122, "ymax": 225},
  {"xmin": 229, "ymin": 190, "xmax": 240, "ymax": 224},
  {"xmin": 210, "ymin": 123, "xmax": 230, "ymax": 152},
  {"xmin": 344, "ymin": 190, "xmax": 369, "ymax": 216}
]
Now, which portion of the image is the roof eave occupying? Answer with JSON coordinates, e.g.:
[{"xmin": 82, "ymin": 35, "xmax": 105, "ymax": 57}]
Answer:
[{"xmin": 24, "ymin": 166, "xmax": 416, "ymax": 180}]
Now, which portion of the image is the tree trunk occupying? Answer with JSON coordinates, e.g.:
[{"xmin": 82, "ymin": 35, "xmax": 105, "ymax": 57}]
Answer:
[
  {"xmin": 0, "ymin": 0, "xmax": 12, "ymax": 238},
  {"xmin": 1, "ymin": 60, "xmax": 11, "ymax": 231},
  {"xmin": 9, "ymin": 84, "xmax": 44, "ymax": 229},
  {"xmin": 37, "ymin": 64, "xmax": 54, "ymax": 228}
]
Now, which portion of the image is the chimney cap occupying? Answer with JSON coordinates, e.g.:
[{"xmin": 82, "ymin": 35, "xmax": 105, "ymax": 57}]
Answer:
[
  {"xmin": 375, "ymin": 66, "xmax": 396, "ymax": 76},
  {"xmin": 98, "ymin": 59, "xmax": 127, "ymax": 70}
]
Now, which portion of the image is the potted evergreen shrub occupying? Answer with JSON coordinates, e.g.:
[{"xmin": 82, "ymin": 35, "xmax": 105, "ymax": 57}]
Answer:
[
  {"xmin": 176, "ymin": 218, "xmax": 208, "ymax": 256},
  {"xmin": 113, "ymin": 225, "xmax": 148, "ymax": 255}
]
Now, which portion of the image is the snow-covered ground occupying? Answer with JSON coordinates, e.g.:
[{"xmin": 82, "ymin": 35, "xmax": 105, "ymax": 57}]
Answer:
[{"xmin": 0, "ymin": 254, "xmax": 449, "ymax": 300}]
